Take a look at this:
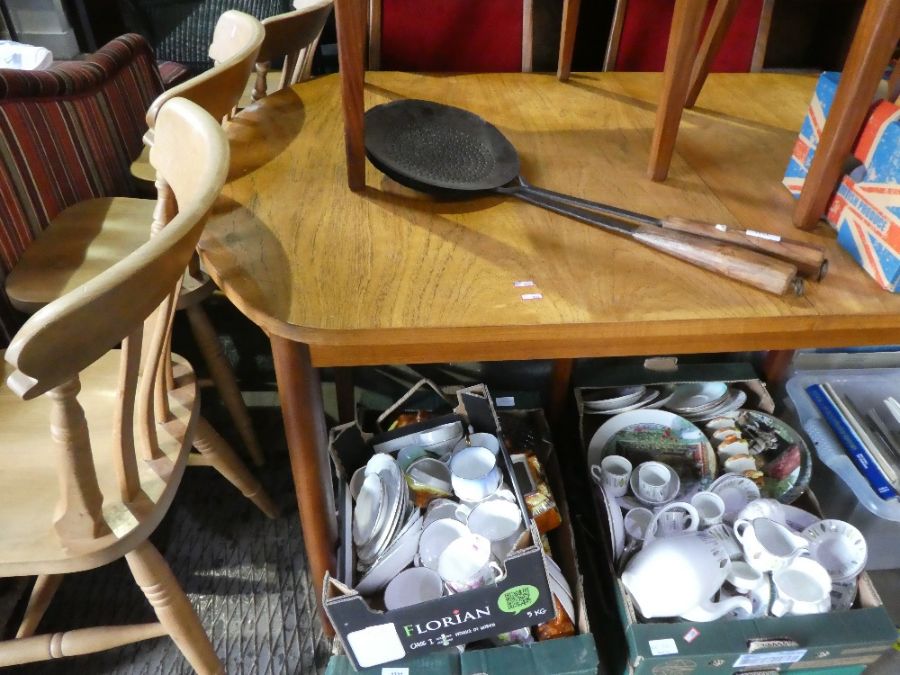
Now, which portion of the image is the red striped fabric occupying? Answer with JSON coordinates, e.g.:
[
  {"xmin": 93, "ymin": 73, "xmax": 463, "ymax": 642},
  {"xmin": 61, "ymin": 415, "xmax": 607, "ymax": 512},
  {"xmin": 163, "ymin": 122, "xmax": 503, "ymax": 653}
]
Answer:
[{"xmin": 0, "ymin": 34, "xmax": 164, "ymax": 345}]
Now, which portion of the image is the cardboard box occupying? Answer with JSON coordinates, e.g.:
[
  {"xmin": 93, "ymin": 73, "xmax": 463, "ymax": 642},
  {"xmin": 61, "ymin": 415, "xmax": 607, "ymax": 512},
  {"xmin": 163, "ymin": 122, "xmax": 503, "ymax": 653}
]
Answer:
[
  {"xmin": 827, "ymin": 100, "xmax": 900, "ymax": 292},
  {"xmin": 575, "ymin": 362, "xmax": 897, "ymax": 674},
  {"xmin": 325, "ymin": 403, "xmax": 599, "ymax": 673}
]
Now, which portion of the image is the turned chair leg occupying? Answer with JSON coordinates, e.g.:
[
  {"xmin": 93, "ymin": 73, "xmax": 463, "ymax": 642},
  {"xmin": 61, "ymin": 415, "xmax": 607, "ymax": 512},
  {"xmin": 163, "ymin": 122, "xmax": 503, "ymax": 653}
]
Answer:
[
  {"xmin": 648, "ymin": 0, "xmax": 709, "ymax": 181},
  {"xmin": 125, "ymin": 541, "xmax": 223, "ymax": 675},
  {"xmin": 684, "ymin": 0, "xmax": 740, "ymax": 108},
  {"xmin": 15, "ymin": 574, "xmax": 64, "ymax": 638},
  {"xmin": 191, "ymin": 416, "xmax": 280, "ymax": 519},
  {"xmin": 185, "ymin": 303, "xmax": 265, "ymax": 466}
]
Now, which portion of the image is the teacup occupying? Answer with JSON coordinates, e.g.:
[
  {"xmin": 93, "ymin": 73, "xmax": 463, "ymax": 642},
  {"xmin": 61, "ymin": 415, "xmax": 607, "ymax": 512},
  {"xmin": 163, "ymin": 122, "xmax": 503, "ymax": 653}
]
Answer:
[
  {"xmin": 623, "ymin": 507, "xmax": 654, "ymax": 545},
  {"xmin": 383, "ymin": 566, "xmax": 444, "ymax": 610},
  {"xmin": 591, "ymin": 455, "xmax": 632, "ymax": 497},
  {"xmin": 466, "ymin": 497, "xmax": 525, "ymax": 560},
  {"xmin": 437, "ymin": 533, "xmax": 506, "ymax": 593},
  {"xmin": 691, "ymin": 491, "xmax": 726, "ymax": 528},
  {"xmin": 646, "ymin": 501, "xmax": 699, "ymax": 540},
  {"xmin": 734, "ymin": 517, "xmax": 809, "ymax": 573},
  {"xmin": 704, "ymin": 523, "xmax": 744, "ymax": 561},
  {"xmin": 397, "ymin": 445, "xmax": 432, "ymax": 472},
  {"xmin": 417, "ymin": 517, "xmax": 469, "ymax": 570},
  {"xmin": 450, "ymin": 446, "xmax": 502, "ymax": 502},
  {"xmin": 406, "ymin": 457, "xmax": 452, "ymax": 492},
  {"xmin": 452, "ymin": 432, "xmax": 500, "ymax": 456},
  {"xmin": 423, "ymin": 498, "xmax": 470, "ymax": 528},
  {"xmin": 726, "ymin": 561, "xmax": 765, "ymax": 594},
  {"xmin": 771, "ymin": 557, "xmax": 832, "ymax": 616},
  {"xmin": 636, "ymin": 461, "xmax": 675, "ymax": 503}
]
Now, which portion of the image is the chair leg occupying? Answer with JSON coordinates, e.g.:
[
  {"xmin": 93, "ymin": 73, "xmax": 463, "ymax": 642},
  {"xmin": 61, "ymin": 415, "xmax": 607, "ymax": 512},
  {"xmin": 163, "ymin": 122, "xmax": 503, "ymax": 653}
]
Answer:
[
  {"xmin": 15, "ymin": 575, "xmax": 64, "ymax": 638},
  {"xmin": 184, "ymin": 303, "xmax": 265, "ymax": 466},
  {"xmin": 557, "ymin": 0, "xmax": 582, "ymax": 81},
  {"xmin": 125, "ymin": 541, "xmax": 223, "ymax": 675},
  {"xmin": 684, "ymin": 0, "xmax": 740, "ymax": 108},
  {"xmin": 647, "ymin": 0, "xmax": 709, "ymax": 182},
  {"xmin": 792, "ymin": 0, "xmax": 900, "ymax": 230},
  {"xmin": 191, "ymin": 415, "xmax": 280, "ymax": 519}
]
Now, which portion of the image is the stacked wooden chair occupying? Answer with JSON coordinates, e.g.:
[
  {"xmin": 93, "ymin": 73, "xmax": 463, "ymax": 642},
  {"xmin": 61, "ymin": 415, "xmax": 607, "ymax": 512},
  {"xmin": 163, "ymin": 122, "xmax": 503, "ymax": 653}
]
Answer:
[{"xmin": 0, "ymin": 96, "xmax": 227, "ymax": 673}]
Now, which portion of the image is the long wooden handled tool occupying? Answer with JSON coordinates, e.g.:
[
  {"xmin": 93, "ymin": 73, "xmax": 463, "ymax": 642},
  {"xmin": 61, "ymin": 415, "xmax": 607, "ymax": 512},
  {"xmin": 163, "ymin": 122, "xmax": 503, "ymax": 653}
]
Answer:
[
  {"xmin": 512, "ymin": 189, "xmax": 804, "ymax": 296},
  {"xmin": 521, "ymin": 182, "xmax": 828, "ymax": 281}
]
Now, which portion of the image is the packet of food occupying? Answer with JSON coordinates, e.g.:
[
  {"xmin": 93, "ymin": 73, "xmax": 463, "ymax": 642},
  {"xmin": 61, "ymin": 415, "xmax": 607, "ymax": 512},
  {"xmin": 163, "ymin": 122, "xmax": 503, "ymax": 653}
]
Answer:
[{"xmin": 511, "ymin": 452, "xmax": 562, "ymax": 534}]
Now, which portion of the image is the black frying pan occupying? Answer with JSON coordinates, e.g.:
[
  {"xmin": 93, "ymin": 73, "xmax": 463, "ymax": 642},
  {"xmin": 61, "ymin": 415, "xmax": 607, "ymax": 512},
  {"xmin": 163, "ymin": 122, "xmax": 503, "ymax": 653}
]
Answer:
[{"xmin": 365, "ymin": 99, "xmax": 817, "ymax": 296}]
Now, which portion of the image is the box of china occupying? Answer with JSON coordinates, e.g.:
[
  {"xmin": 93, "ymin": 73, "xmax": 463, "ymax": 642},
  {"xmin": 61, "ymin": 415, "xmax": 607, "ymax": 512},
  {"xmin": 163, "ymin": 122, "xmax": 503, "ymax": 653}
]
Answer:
[
  {"xmin": 323, "ymin": 384, "xmax": 597, "ymax": 671},
  {"xmin": 574, "ymin": 361, "xmax": 896, "ymax": 674}
]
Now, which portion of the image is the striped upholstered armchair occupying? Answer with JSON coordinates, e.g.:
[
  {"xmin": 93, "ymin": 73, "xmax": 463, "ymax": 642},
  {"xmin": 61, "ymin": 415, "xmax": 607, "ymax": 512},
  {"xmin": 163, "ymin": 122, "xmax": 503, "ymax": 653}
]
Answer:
[{"xmin": 0, "ymin": 33, "xmax": 165, "ymax": 345}]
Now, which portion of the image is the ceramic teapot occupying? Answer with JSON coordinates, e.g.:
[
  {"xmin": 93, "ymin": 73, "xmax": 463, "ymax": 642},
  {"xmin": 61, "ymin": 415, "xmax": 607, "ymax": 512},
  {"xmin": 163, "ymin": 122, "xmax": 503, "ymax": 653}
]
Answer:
[{"xmin": 621, "ymin": 532, "xmax": 751, "ymax": 621}]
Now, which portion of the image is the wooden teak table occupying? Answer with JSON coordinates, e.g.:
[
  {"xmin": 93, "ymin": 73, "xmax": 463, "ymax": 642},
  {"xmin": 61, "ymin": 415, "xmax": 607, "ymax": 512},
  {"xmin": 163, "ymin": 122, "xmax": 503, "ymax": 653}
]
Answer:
[{"xmin": 201, "ymin": 72, "xmax": 900, "ymax": 626}]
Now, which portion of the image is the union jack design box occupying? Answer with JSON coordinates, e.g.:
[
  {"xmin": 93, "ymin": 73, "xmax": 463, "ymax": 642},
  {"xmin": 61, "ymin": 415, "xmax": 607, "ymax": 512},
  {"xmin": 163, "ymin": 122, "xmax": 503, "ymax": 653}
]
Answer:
[
  {"xmin": 826, "ymin": 101, "xmax": 900, "ymax": 292},
  {"xmin": 783, "ymin": 72, "xmax": 840, "ymax": 196}
]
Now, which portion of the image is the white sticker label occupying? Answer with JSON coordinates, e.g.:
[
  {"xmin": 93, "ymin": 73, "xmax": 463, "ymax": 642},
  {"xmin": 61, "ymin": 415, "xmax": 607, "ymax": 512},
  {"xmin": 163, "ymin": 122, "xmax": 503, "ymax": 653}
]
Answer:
[
  {"xmin": 746, "ymin": 228, "xmax": 782, "ymax": 242},
  {"xmin": 521, "ymin": 293, "xmax": 543, "ymax": 301},
  {"xmin": 733, "ymin": 649, "xmax": 807, "ymax": 668},
  {"xmin": 513, "ymin": 280, "xmax": 535, "ymax": 287},
  {"xmin": 715, "ymin": 223, "xmax": 729, "ymax": 232},
  {"xmin": 382, "ymin": 669, "xmax": 409, "ymax": 675},
  {"xmin": 495, "ymin": 396, "xmax": 516, "ymax": 407},
  {"xmin": 683, "ymin": 627, "xmax": 700, "ymax": 643},
  {"xmin": 346, "ymin": 623, "xmax": 406, "ymax": 668},
  {"xmin": 648, "ymin": 638, "xmax": 679, "ymax": 656}
]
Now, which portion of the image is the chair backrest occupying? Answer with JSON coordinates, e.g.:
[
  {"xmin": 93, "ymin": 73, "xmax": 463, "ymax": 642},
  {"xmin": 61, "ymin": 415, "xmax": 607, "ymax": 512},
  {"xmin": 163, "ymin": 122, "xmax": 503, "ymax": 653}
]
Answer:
[
  {"xmin": 5, "ymin": 97, "xmax": 228, "ymax": 541},
  {"xmin": 0, "ymin": 33, "xmax": 165, "ymax": 345},
  {"xmin": 253, "ymin": 0, "xmax": 333, "ymax": 100},
  {"xmin": 145, "ymin": 10, "xmax": 265, "ymax": 128}
]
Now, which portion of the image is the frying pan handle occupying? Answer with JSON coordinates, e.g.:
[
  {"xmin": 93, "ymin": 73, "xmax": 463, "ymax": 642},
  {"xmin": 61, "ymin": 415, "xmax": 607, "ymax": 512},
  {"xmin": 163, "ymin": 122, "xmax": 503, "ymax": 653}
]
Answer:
[
  {"xmin": 511, "ymin": 187, "xmax": 803, "ymax": 296},
  {"xmin": 631, "ymin": 224, "xmax": 804, "ymax": 296},
  {"xmin": 658, "ymin": 217, "xmax": 828, "ymax": 281}
]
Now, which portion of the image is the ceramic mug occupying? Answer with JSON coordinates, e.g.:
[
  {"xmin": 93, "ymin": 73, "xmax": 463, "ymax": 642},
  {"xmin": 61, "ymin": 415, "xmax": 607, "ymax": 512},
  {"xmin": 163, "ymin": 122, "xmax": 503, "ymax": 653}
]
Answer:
[
  {"xmin": 452, "ymin": 432, "xmax": 500, "ymax": 456},
  {"xmin": 734, "ymin": 517, "xmax": 809, "ymax": 573},
  {"xmin": 636, "ymin": 461, "xmax": 674, "ymax": 502},
  {"xmin": 691, "ymin": 491, "xmax": 726, "ymax": 529},
  {"xmin": 590, "ymin": 455, "xmax": 633, "ymax": 497},
  {"xmin": 646, "ymin": 501, "xmax": 699, "ymax": 540},
  {"xmin": 383, "ymin": 566, "xmax": 445, "ymax": 610},
  {"xmin": 450, "ymin": 446, "xmax": 502, "ymax": 502},
  {"xmin": 771, "ymin": 557, "xmax": 832, "ymax": 616},
  {"xmin": 417, "ymin": 517, "xmax": 469, "ymax": 570},
  {"xmin": 423, "ymin": 498, "xmax": 470, "ymax": 528},
  {"xmin": 466, "ymin": 497, "xmax": 525, "ymax": 560},
  {"xmin": 623, "ymin": 507, "xmax": 654, "ymax": 545},
  {"xmin": 438, "ymin": 533, "xmax": 506, "ymax": 593}
]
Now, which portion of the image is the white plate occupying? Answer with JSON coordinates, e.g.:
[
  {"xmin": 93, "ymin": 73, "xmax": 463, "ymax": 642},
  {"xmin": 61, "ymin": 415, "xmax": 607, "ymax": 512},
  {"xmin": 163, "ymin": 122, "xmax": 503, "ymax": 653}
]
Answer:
[
  {"xmin": 547, "ymin": 569, "xmax": 576, "ymax": 622},
  {"xmin": 598, "ymin": 483, "xmax": 625, "ymax": 561},
  {"xmin": 644, "ymin": 386, "xmax": 677, "ymax": 410},
  {"xmin": 586, "ymin": 389, "xmax": 661, "ymax": 416},
  {"xmin": 666, "ymin": 382, "xmax": 729, "ymax": 414},
  {"xmin": 355, "ymin": 513, "xmax": 423, "ymax": 595},
  {"xmin": 686, "ymin": 390, "xmax": 747, "ymax": 422},
  {"xmin": 628, "ymin": 463, "xmax": 681, "ymax": 506},
  {"xmin": 709, "ymin": 474, "xmax": 760, "ymax": 522},
  {"xmin": 802, "ymin": 519, "xmax": 868, "ymax": 582},
  {"xmin": 587, "ymin": 410, "xmax": 715, "ymax": 481},
  {"xmin": 358, "ymin": 457, "xmax": 405, "ymax": 564},
  {"xmin": 583, "ymin": 386, "xmax": 646, "ymax": 411},
  {"xmin": 352, "ymin": 473, "xmax": 386, "ymax": 547}
]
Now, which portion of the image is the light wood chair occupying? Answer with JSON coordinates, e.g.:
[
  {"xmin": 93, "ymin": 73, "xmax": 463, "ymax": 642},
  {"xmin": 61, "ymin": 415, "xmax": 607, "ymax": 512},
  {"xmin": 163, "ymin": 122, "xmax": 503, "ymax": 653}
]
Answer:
[
  {"xmin": 0, "ymin": 97, "xmax": 227, "ymax": 673},
  {"xmin": 4, "ymin": 11, "xmax": 278, "ymax": 519},
  {"xmin": 252, "ymin": 0, "xmax": 333, "ymax": 102}
]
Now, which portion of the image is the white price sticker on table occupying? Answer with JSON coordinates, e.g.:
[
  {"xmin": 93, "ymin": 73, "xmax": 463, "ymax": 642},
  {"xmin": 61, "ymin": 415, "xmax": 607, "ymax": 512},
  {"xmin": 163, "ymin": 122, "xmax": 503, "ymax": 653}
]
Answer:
[{"xmin": 648, "ymin": 638, "xmax": 679, "ymax": 656}]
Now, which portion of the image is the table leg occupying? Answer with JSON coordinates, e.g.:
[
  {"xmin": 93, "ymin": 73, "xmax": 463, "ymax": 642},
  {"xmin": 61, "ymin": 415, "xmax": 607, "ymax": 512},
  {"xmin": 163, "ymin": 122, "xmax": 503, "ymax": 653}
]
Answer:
[
  {"xmin": 548, "ymin": 358, "xmax": 574, "ymax": 424},
  {"xmin": 556, "ymin": 0, "xmax": 581, "ymax": 81},
  {"xmin": 684, "ymin": 0, "xmax": 740, "ymax": 109},
  {"xmin": 647, "ymin": 0, "xmax": 708, "ymax": 182},
  {"xmin": 792, "ymin": 0, "xmax": 900, "ymax": 230},
  {"xmin": 270, "ymin": 336, "xmax": 338, "ymax": 634},
  {"xmin": 335, "ymin": 367, "xmax": 356, "ymax": 423},
  {"xmin": 334, "ymin": 0, "xmax": 367, "ymax": 191},
  {"xmin": 762, "ymin": 349, "xmax": 795, "ymax": 389}
]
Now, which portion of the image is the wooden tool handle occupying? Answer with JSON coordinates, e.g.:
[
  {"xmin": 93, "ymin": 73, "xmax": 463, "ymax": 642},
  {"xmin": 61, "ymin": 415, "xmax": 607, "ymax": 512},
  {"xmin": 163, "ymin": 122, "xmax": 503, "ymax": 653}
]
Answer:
[
  {"xmin": 660, "ymin": 217, "xmax": 828, "ymax": 281},
  {"xmin": 632, "ymin": 224, "xmax": 804, "ymax": 296}
]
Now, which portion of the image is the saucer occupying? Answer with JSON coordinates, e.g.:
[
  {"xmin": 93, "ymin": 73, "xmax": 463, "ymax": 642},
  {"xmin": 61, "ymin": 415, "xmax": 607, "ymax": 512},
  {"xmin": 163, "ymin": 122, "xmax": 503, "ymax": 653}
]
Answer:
[
  {"xmin": 629, "ymin": 463, "xmax": 680, "ymax": 506},
  {"xmin": 708, "ymin": 474, "xmax": 760, "ymax": 522},
  {"xmin": 353, "ymin": 473, "xmax": 386, "ymax": 547},
  {"xmin": 355, "ymin": 512, "xmax": 423, "ymax": 595},
  {"xmin": 665, "ymin": 382, "xmax": 728, "ymax": 414},
  {"xmin": 802, "ymin": 519, "xmax": 867, "ymax": 582},
  {"xmin": 597, "ymin": 483, "xmax": 625, "ymax": 561},
  {"xmin": 583, "ymin": 386, "xmax": 646, "ymax": 411},
  {"xmin": 586, "ymin": 389, "xmax": 661, "ymax": 416}
]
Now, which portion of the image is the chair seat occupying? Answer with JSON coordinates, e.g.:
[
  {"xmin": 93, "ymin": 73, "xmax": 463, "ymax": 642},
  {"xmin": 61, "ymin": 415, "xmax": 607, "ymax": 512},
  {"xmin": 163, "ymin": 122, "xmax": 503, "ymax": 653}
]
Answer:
[
  {"xmin": 5, "ymin": 198, "xmax": 155, "ymax": 314},
  {"xmin": 130, "ymin": 144, "xmax": 155, "ymax": 184},
  {"xmin": 0, "ymin": 352, "xmax": 198, "ymax": 576}
]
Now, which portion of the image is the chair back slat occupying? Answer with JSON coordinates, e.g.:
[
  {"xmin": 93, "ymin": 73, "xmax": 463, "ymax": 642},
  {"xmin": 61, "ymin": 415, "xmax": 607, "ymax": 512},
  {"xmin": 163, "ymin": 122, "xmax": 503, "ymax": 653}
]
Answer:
[
  {"xmin": 4, "ymin": 98, "xmax": 229, "ymax": 541},
  {"xmin": 146, "ymin": 11, "xmax": 264, "ymax": 127}
]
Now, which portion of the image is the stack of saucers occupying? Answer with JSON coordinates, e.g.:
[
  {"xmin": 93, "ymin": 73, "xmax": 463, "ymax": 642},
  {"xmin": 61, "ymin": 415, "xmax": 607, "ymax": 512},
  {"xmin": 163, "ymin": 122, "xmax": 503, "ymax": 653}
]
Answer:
[
  {"xmin": 583, "ymin": 385, "xmax": 677, "ymax": 416},
  {"xmin": 663, "ymin": 382, "xmax": 746, "ymax": 422}
]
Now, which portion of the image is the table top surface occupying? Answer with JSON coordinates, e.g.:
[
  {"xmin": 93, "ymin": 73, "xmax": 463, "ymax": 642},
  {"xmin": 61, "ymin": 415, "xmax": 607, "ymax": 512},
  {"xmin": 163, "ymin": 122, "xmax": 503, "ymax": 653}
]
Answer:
[{"xmin": 201, "ymin": 71, "xmax": 900, "ymax": 367}]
